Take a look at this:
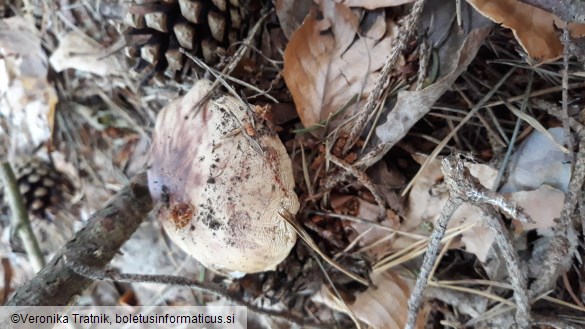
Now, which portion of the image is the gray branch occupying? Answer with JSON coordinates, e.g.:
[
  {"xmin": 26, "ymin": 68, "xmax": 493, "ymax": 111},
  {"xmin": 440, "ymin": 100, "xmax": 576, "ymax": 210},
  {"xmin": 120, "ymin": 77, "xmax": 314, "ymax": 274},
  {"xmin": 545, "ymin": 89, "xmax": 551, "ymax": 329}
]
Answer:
[{"xmin": 6, "ymin": 173, "xmax": 153, "ymax": 306}]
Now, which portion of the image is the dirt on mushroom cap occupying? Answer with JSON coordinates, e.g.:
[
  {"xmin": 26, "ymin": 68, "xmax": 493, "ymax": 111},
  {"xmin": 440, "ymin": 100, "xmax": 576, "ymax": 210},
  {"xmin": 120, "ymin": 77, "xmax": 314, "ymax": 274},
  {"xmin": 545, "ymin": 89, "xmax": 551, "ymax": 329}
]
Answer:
[{"xmin": 147, "ymin": 79, "xmax": 299, "ymax": 274}]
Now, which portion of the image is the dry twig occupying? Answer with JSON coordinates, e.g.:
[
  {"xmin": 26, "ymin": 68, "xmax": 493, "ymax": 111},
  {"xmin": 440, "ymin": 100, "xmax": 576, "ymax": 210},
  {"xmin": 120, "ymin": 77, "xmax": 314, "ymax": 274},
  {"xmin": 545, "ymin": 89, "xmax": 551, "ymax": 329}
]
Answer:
[
  {"xmin": 343, "ymin": 0, "xmax": 427, "ymax": 153},
  {"xmin": 405, "ymin": 196, "xmax": 462, "ymax": 329},
  {"xmin": 327, "ymin": 154, "xmax": 386, "ymax": 220},
  {"xmin": 405, "ymin": 155, "xmax": 534, "ymax": 329},
  {"xmin": 525, "ymin": 44, "xmax": 585, "ymax": 298},
  {"xmin": 528, "ymin": 135, "xmax": 585, "ymax": 298},
  {"xmin": 441, "ymin": 155, "xmax": 531, "ymax": 328},
  {"xmin": 6, "ymin": 174, "xmax": 153, "ymax": 306},
  {"xmin": 68, "ymin": 264, "xmax": 333, "ymax": 329},
  {"xmin": 561, "ymin": 28, "xmax": 575, "ymax": 162},
  {"xmin": 0, "ymin": 162, "xmax": 45, "ymax": 272}
]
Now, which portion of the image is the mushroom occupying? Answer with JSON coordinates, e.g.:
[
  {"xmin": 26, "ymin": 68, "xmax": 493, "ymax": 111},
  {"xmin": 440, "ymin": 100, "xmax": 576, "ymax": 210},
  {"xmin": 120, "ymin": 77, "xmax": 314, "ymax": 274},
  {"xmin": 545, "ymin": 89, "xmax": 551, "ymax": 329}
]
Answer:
[{"xmin": 147, "ymin": 79, "xmax": 299, "ymax": 275}]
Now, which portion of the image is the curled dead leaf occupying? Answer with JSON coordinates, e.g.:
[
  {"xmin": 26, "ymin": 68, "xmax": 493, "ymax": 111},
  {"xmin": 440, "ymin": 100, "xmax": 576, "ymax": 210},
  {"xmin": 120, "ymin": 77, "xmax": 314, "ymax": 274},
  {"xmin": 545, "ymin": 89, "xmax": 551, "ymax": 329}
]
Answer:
[
  {"xmin": 509, "ymin": 185, "xmax": 564, "ymax": 232},
  {"xmin": 283, "ymin": 0, "xmax": 398, "ymax": 133}
]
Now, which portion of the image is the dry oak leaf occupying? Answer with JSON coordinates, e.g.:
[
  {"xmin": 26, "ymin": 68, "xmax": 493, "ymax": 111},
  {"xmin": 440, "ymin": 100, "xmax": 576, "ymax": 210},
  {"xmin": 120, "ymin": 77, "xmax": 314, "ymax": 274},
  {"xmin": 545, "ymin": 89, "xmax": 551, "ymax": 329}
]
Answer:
[
  {"xmin": 283, "ymin": 0, "xmax": 398, "ymax": 132},
  {"xmin": 466, "ymin": 0, "xmax": 585, "ymax": 62},
  {"xmin": 313, "ymin": 270, "xmax": 418, "ymax": 329}
]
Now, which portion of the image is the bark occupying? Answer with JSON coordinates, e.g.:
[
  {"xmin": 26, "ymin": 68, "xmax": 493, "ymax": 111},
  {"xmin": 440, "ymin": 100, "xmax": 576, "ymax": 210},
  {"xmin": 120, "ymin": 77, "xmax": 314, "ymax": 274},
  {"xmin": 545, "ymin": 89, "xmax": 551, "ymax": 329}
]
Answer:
[{"xmin": 5, "ymin": 173, "xmax": 153, "ymax": 306}]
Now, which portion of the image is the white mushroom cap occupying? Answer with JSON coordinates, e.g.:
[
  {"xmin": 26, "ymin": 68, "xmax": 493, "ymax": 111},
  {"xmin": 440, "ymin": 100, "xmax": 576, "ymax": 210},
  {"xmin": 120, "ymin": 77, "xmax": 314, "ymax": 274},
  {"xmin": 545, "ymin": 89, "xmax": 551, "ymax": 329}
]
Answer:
[{"xmin": 147, "ymin": 79, "xmax": 299, "ymax": 274}]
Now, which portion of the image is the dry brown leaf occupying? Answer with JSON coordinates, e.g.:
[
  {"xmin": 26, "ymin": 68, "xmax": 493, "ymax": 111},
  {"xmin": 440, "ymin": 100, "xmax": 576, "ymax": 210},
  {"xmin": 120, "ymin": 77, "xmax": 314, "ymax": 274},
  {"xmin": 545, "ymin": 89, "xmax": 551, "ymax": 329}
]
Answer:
[
  {"xmin": 313, "ymin": 270, "xmax": 413, "ymax": 329},
  {"xmin": 50, "ymin": 32, "xmax": 123, "ymax": 76},
  {"xmin": 339, "ymin": 0, "xmax": 414, "ymax": 10},
  {"xmin": 509, "ymin": 185, "xmax": 564, "ymax": 232},
  {"xmin": 466, "ymin": 0, "xmax": 585, "ymax": 62},
  {"xmin": 375, "ymin": 0, "xmax": 492, "ymax": 147},
  {"xmin": 283, "ymin": 0, "xmax": 398, "ymax": 132},
  {"xmin": 403, "ymin": 155, "xmax": 498, "ymax": 262}
]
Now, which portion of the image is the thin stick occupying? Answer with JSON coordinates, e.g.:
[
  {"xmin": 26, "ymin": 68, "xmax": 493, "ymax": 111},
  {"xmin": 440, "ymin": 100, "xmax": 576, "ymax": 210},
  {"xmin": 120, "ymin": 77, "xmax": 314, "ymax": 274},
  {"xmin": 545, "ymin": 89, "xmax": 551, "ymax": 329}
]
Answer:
[
  {"xmin": 525, "ymin": 38, "xmax": 585, "ymax": 298},
  {"xmin": 531, "ymin": 99, "xmax": 584, "ymax": 134},
  {"xmin": 560, "ymin": 28, "xmax": 574, "ymax": 162},
  {"xmin": 68, "ymin": 264, "xmax": 332, "ymax": 329},
  {"xmin": 493, "ymin": 70, "xmax": 534, "ymax": 190},
  {"xmin": 327, "ymin": 154, "xmax": 386, "ymax": 220},
  {"xmin": 440, "ymin": 155, "xmax": 531, "ymax": 328},
  {"xmin": 343, "ymin": 0, "xmax": 427, "ymax": 153},
  {"xmin": 0, "ymin": 162, "xmax": 45, "ymax": 272},
  {"xmin": 405, "ymin": 196, "xmax": 462, "ymax": 329},
  {"xmin": 279, "ymin": 211, "xmax": 369, "ymax": 286},
  {"xmin": 476, "ymin": 204, "xmax": 530, "ymax": 328},
  {"xmin": 562, "ymin": 272, "xmax": 585, "ymax": 308},
  {"xmin": 416, "ymin": 38, "xmax": 430, "ymax": 91},
  {"xmin": 6, "ymin": 174, "xmax": 153, "ymax": 306},
  {"xmin": 529, "ymin": 134, "xmax": 585, "ymax": 297},
  {"xmin": 482, "ymin": 82, "xmax": 585, "ymax": 108}
]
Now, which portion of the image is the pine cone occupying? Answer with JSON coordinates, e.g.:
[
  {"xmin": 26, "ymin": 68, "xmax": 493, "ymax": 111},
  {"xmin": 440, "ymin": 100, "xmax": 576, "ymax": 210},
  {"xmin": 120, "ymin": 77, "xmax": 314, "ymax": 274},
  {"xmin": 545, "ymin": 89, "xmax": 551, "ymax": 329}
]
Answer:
[
  {"xmin": 121, "ymin": 0, "xmax": 264, "ymax": 84},
  {"xmin": 0, "ymin": 157, "xmax": 77, "ymax": 255},
  {"xmin": 12, "ymin": 158, "xmax": 73, "ymax": 220}
]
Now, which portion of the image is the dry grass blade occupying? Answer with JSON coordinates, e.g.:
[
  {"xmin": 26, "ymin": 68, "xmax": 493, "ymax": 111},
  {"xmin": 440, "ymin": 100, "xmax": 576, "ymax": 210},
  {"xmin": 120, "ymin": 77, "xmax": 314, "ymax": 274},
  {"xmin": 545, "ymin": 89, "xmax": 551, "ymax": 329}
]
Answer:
[
  {"xmin": 279, "ymin": 210, "xmax": 370, "ymax": 286},
  {"xmin": 503, "ymin": 99, "xmax": 570, "ymax": 153},
  {"xmin": 314, "ymin": 257, "xmax": 363, "ymax": 329},
  {"xmin": 299, "ymin": 141, "xmax": 314, "ymax": 197},
  {"xmin": 402, "ymin": 67, "xmax": 516, "ymax": 196},
  {"xmin": 492, "ymin": 70, "xmax": 534, "ymax": 190},
  {"xmin": 374, "ymin": 222, "xmax": 476, "ymax": 273},
  {"xmin": 429, "ymin": 281, "xmax": 516, "ymax": 307}
]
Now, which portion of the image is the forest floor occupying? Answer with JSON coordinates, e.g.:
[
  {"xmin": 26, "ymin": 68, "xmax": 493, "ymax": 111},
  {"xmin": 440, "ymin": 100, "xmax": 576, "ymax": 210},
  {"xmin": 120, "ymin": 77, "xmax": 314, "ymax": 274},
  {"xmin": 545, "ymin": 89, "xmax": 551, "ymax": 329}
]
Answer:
[{"xmin": 1, "ymin": 0, "xmax": 585, "ymax": 328}]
